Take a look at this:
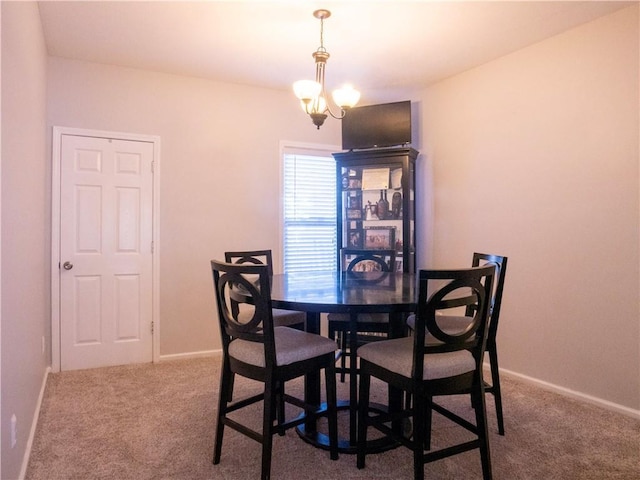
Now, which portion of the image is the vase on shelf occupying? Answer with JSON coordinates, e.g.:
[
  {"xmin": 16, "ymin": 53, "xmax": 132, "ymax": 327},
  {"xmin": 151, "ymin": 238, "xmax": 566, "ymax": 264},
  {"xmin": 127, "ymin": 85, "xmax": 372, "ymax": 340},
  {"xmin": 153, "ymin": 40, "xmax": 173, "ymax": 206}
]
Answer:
[
  {"xmin": 377, "ymin": 190, "xmax": 389, "ymax": 220},
  {"xmin": 392, "ymin": 191, "xmax": 402, "ymax": 219}
]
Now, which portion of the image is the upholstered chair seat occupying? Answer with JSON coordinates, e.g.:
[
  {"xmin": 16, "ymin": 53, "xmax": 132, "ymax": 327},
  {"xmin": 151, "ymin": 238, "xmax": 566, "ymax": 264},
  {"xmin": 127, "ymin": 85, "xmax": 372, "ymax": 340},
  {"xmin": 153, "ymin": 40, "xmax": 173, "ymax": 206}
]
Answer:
[
  {"xmin": 229, "ymin": 326, "xmax": 339, "ymax": 367},
  {"xmin": 358, "ymin": 337, "xmax": 476, "ymax": 380}
]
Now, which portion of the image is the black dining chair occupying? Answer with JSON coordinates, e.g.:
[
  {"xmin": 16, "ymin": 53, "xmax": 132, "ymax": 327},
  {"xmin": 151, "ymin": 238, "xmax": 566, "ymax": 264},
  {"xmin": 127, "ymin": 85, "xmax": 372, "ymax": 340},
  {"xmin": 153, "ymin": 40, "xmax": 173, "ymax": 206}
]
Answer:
[
  {"xmin": 210, "ymin": 260, "xmax": 339, "ymax": 480},
  {"xmin": 357, "ymin": 265, "xmax": 496, "ymax": 480},
  {"xmin": 327, "ymin": 248, "xmax": 396, "ymax": 382},
  {"xmin": 225, "ymin": 250, "xmax": 306, "ymax": 330},
  {"xmin": 406, "ymin": 252, "xmax": 508, "ymax": 434}
]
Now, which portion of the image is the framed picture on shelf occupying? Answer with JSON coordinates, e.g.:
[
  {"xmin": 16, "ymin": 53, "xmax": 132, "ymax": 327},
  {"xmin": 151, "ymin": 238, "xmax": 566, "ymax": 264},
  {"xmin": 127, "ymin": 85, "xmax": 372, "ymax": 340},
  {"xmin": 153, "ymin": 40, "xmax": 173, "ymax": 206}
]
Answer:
[
  {"xmin": 347, "ymin": 208, "xmax": 362, "ymax": 220},
  {"xmin": 347, "ymin": 193, "xmax": 362, "ymax": 209},
  {"xmin": 348, "ymin": 229, "xmax": 363, "ymax": 248},
  {"xmin": 364, "ymin": 226, "xmax": 395, "ymax": 250},
  {"xmin": 361, "ymin": 168, "xmax": 390, "ymax": 190},
  {"xmin": 349, "ymin": 259, "xmax": 386, "ymax": 273},
  {"xmin": 348, "ymin": 178, "xmax": 362, "ymax": 189}
]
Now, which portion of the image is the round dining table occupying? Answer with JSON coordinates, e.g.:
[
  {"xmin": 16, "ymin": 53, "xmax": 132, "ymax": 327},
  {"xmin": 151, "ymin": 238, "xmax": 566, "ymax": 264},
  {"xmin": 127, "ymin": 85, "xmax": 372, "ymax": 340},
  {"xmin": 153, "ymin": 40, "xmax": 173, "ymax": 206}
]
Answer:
[{"xmin": 269, "ymin": 270, "xmax": 418, "ymax": 453}]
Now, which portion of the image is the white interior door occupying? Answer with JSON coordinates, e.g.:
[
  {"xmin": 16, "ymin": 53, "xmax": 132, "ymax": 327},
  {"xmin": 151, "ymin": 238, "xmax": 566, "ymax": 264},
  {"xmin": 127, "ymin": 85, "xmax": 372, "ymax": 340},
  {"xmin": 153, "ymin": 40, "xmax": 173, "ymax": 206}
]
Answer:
[{"xmin": 58, "ymin": 133, "xmax": 154, "ymax": 371}]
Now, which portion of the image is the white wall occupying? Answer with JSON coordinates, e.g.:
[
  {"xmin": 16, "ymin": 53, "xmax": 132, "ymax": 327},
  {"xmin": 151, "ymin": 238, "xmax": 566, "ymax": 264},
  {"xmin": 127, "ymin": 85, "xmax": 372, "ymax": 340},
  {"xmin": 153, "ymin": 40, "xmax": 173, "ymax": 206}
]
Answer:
[
  {"xmin": 419, "ymin": 6, "xmax": 639, "ymax": 411},
  {"xmin": 3, "ymin": 11, "xmax": 638, "ymax": 480},
  {"xmin": 46, "ymin": 58, "xmax": 342, "ymax": 357},
  {"xmin": 1, "ymin": 2, "xmax": 50, "ymax": 478}
]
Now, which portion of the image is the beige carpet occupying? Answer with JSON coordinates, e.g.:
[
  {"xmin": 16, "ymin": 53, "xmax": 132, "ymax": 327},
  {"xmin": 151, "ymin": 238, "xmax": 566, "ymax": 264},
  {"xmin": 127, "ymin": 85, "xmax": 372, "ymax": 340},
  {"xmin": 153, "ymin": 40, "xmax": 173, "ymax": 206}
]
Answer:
[{"xmin": 26, "ymin": 357, "xmax": 639, "ymax": 480}]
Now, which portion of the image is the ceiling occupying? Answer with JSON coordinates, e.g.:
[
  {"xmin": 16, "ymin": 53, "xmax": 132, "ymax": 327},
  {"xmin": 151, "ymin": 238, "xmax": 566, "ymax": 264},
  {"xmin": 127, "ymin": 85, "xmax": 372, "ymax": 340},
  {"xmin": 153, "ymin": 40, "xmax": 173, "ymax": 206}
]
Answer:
[{"xmin": 38, "ymin": 1, "xmax": 633, "ymax": 103}]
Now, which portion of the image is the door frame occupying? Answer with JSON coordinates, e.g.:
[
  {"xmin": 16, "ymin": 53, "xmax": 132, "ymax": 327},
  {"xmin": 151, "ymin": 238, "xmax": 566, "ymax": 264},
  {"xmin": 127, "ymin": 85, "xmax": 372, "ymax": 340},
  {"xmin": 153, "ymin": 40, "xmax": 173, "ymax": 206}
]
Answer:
[{"xmin": 51, "ymin": 126, "xmax": 161, "ymax": 372}]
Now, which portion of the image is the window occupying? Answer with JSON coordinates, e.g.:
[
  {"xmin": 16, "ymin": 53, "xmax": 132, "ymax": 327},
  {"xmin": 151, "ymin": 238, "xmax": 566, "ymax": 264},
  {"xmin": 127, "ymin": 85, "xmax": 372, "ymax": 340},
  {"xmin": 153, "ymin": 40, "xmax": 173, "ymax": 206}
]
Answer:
[{"xmin": 282, "ymin": 146, "xmax": 337, "ymax": 273}]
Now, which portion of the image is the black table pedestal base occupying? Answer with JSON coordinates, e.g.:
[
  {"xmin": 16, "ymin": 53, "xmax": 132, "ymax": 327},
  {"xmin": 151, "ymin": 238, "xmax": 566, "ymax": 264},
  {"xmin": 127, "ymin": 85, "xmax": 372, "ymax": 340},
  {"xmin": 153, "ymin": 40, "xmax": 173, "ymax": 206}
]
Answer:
[{"xmin": 296, "ymin": 400, "xmax": 400, "ymax": 455}]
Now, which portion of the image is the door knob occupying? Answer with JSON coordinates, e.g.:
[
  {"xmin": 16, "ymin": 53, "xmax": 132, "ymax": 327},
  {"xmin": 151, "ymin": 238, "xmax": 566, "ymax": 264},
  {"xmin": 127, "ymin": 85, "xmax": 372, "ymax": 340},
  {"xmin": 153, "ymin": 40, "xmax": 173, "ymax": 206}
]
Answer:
[{"xmin": 63, "ymin": 261, "xmax": 73, "ymax": 270}]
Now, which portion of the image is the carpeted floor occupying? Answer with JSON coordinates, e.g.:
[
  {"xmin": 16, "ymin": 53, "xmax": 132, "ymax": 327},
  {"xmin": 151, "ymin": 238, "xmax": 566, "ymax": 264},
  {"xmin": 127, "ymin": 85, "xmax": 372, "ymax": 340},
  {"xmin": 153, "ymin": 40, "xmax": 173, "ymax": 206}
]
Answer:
[{"xmin": 25, "ymin": 357, "xmax": 640, "ymax": 480}]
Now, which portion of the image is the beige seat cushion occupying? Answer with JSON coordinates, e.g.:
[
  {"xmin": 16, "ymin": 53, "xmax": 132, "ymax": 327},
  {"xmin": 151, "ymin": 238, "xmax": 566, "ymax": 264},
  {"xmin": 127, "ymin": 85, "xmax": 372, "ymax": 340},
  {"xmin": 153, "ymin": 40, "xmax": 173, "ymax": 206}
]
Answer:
[
  {"xmin": 229, "ymin": 327, "xmax": 338, "ymax": 367},
  {"xmin": 357, "ymin": 337, "xmax": 475, "ymax": 380},
  {"xmin": 235, "ymin": 304, "xmax": 305, "ymax": 328},
  {"xmin": 272, "ymin": 308, "xmax": 306, "ymax": 327},
  {"xmin": 406, "ymin": 314, "xmax": 472, "ymax": 335}
]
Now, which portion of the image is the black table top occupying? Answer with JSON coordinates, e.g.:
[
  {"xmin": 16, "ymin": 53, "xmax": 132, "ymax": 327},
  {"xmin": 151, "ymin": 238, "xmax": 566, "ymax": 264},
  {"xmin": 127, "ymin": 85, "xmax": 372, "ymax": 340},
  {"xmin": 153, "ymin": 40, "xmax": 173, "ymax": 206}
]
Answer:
[{"xmin": 269, "ymin": 271, "xmax": 417, "ymax": 315}]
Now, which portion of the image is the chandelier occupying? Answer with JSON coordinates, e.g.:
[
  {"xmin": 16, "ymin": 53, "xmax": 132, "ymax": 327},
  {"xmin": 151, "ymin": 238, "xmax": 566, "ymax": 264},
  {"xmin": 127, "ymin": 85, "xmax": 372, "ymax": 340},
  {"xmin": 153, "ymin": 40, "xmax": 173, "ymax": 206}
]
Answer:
[{"xmin": 293, "ymin": 9, "xmax": 360, "ymax": 129}]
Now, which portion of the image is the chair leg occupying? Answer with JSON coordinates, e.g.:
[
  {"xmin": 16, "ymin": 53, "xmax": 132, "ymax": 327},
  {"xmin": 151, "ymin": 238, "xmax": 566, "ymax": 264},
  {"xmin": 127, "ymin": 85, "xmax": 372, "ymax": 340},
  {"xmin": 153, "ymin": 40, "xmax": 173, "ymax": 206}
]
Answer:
[
  {"xmin": 329, "ymin": 324, "xmax": 347, "ymax": 383},
  {"xmin": 488, "ymin": 348, "xmax": 505, "ymax": 435},
  {"xmin": 423, "ymin": 395, "xmax": 432, "ymax": 451},
  {"xmin": 356, "ymin": 369, "xmax": 371, "ymax": 469},
  {"xmin": 325, "ymin": 362, "xmax": 339, "ymax": 461},
  {"xmin": 276, "ymin": 381, "xmax": 285, "ymax": 436},
  {"xmin": 472, "ymin": 381, "xmax": 493, "ymax": 480},
  {"xmin": 227, "ymin": 372, "xmax": 235, "ymax": 401},
  {"xmin": 261, "ymin": 377, "xmax": 276, "ymax": 480},
  {"xmin": 340, "ymin": 331, "xmax": 348, "ymax": 383},
  {"xmin": 412, "ymin": 392, "xmax": 426, "ymax": 480},
  {"xmin": 213, "ymin": 360, "xmax": 232, "ymax": 465}
]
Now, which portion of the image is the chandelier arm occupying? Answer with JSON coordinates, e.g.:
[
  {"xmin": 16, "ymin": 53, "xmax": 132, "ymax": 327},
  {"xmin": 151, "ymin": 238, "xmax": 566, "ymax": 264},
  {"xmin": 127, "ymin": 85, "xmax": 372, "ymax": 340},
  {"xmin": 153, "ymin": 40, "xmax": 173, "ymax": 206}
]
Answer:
[{"xmin": 325, "ymin": 104, "xmax": 347, "ymax": 119}]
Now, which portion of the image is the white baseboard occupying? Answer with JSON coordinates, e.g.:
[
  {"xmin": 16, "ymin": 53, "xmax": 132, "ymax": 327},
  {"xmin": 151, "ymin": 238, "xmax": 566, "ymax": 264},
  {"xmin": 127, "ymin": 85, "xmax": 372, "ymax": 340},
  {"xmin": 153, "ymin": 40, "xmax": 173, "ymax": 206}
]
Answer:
[
  {"xmin": 158, "ymin": 349, "xmax": 222, "ymax": 362},
  {"xmin": 498, "ymin": 366, "xmax": 640, "ymax": 420},
  {"xmin": 20, "ymin": 366, "xmax": 51, "ymax": 480}
]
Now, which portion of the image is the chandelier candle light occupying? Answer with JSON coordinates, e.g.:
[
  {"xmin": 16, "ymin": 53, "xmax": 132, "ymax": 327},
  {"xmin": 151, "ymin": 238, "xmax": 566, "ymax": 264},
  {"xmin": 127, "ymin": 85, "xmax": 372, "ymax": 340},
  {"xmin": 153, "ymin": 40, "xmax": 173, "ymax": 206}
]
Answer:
[{"xmin": 293, "ymin": 9, "xmax": 361, "ymax": 129}]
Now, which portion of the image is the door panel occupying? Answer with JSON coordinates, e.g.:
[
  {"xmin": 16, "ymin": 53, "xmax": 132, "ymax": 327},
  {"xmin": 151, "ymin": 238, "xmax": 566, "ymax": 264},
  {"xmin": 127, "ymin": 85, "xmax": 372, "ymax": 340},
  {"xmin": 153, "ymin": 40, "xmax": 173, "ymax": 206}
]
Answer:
[{"xmin": 60, "ymin": 134, "xmax": 154, "ymax": 370}]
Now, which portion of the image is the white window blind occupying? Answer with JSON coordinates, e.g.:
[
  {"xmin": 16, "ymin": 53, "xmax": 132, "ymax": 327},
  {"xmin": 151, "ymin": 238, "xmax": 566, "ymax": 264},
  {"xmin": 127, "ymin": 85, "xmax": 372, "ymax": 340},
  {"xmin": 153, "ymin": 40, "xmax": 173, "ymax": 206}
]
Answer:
[{"xmin": 283, "ymin": 148, "xmax": 337, "ymax": 273}]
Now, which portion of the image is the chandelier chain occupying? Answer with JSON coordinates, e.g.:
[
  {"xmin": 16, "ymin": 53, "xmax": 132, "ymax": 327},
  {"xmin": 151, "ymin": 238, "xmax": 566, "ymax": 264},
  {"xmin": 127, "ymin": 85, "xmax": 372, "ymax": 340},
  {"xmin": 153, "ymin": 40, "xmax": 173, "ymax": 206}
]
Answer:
[{"xmin": 318, "ymin": 16, "xmax": 326, "ymax": 52}]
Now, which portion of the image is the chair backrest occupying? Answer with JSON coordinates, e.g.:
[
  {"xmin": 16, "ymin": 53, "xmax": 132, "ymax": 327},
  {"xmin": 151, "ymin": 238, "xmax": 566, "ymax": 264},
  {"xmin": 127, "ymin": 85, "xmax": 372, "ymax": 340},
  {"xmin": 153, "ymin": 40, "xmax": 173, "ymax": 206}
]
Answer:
[
  {"xmin": 224, "ymin": 249, "xmax": 275, "ymax": 276},
  {"xmin": 211, "ymin": 260, "xmax": 276, "ymax": 363},
  {"xmin": 341, "ymin": 248, "xmax": 396, "ymax": 273},
  {"xmin": 472, "ymin": 253, "xmax": 508, "ymax": 347},
  {"xmin": 412, "ymin": 265, "xmax": 495, "ymax": 380}
]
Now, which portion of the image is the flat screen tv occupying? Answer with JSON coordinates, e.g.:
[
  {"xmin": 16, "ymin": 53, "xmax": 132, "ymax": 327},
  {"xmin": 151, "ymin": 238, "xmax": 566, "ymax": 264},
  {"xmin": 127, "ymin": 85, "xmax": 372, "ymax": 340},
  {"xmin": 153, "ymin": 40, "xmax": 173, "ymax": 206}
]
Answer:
[{"xmin": 341, "ymin": 101, "xmax": 412, "ymax": 150}]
